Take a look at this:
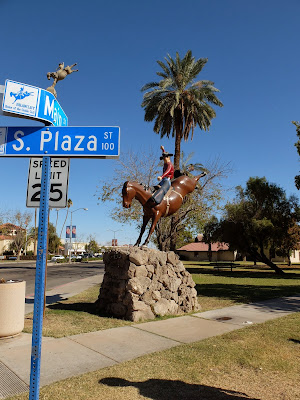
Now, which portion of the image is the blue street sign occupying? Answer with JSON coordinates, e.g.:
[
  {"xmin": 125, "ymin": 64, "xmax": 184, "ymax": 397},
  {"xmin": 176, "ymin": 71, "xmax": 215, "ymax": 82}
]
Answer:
[
  {"xmin": 0, "ymin": 126, "xmax": 120, "ymax": 158},
  {"xmin": 2, "ymin": 80, "xmax": 68, "ymax": 126}
]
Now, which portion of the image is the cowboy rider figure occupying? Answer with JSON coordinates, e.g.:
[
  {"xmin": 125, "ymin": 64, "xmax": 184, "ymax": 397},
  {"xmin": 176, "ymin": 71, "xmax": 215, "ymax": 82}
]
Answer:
[{"xmin": 151, "ymin": 146, "xmax": 174, "ymax": 205}]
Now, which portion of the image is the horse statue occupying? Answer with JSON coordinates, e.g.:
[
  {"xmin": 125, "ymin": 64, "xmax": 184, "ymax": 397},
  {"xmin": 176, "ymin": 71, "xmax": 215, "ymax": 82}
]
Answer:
[
  {"xmin": 46, "ymin": 62, "xmax": 78, "ymax": 98},
  {"xmin": 122, "ymin": 173, "xmax": 206, "ymax": 247}
]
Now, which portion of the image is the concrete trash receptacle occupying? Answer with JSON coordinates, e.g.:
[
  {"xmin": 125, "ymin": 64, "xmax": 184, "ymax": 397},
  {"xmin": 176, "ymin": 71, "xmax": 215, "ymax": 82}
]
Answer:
[{"xmin": 0, "ymin": 280, "xmax": 26, "ymax": 338}]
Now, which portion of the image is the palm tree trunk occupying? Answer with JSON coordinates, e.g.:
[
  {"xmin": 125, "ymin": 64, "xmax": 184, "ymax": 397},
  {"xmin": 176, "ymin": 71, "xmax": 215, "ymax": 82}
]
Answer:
[
  {"xmin": 170, "ymin": 121, "xmax": 183, "ymax": 251},
  {"xmin": 174, "ymin": 127, "xmax": 182, "ymax": 171}
]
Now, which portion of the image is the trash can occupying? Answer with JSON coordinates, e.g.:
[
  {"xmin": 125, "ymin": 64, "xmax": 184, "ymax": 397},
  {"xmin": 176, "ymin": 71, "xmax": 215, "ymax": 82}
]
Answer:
[{"xmin": 0, "ymin": 280, "xmax": 26, "ymax": 338}]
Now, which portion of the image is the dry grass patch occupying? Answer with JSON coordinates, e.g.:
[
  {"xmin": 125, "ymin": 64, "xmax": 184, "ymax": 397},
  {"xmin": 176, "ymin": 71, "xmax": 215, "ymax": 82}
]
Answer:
[
  {"xmin": 11, "ymin": 313, "xmax": 300, "ymax": 400},
  {"xmin": 24, "ymin": 285, "xmax": 131, "ymax": 338}
]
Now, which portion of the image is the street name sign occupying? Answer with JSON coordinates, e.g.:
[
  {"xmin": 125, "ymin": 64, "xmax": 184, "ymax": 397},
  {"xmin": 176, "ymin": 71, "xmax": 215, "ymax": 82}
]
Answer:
[
  {"xmin": 1, "ymin": 80, "xmax": 68, "ymax": 126},
  {"xmin": 0, "ymin": 126, "xmax": 120, "ymax": 158},
  {"xmin": 27, "ymin": 158, "xmax": 70, "ymax": 208}
]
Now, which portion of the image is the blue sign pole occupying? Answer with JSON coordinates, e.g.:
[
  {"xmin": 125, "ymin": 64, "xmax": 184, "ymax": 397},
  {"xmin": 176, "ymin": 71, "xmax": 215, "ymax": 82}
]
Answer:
[{"xmin": 29, "ymin": 156, "xmax": 51, "ymax": 400}]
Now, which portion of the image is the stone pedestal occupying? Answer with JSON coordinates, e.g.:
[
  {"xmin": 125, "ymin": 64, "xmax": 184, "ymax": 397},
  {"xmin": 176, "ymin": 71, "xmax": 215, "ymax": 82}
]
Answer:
[{"xmin": 95, "ymin": 247, "xmax": 200, "ymax": 322}]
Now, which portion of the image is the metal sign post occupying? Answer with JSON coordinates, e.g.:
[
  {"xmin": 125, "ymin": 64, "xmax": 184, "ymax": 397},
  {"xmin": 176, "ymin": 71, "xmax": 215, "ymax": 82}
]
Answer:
[{"xmin": 28, "ymin": 156, "xmax": 51, "ymax": 400}]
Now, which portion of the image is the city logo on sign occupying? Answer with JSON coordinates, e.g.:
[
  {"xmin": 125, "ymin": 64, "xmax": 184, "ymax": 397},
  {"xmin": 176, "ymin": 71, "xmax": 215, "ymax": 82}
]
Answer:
[
  {"xmin": 10, "ymin": 87, "xmax": 34, "ymax": 103},
  {"xmin": 2, "ymin": 80, "xmax": 68, "ymax": 126},
  {"xmin": 2, "ymin": 81, "xmax": 39, "ymax": 118}
]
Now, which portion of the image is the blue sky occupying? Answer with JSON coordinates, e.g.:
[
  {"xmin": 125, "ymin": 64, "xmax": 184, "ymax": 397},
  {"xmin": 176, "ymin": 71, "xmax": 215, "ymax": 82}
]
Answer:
[{"xmin": 0, "ymin": 0, "xmax": 300, "ymax": 246}]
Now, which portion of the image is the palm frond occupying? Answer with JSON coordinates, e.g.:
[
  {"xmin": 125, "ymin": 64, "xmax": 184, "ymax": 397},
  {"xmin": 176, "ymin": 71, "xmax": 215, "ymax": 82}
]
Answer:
[
  {"xmin": 141, "ymin": 82, "xmax": 159, "ymax": 92},
  {"xmin": 157, "ymin": 60, "xmax": 171, "ymax": 76}
]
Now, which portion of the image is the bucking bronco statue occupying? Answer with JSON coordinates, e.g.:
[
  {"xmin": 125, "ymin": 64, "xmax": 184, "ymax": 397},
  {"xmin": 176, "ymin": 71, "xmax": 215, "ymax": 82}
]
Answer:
[
  {"xmin": 122, "ymin": 147, "xmax": 206, "ymax": 247},
  {"xmin": 46, "ymin": 62, "xmax": 78, "ymax": 98}
]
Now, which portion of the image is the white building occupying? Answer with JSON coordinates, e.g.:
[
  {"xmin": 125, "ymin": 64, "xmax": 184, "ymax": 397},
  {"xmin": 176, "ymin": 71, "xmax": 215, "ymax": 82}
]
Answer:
[{"xmin": 60, "ymin": 239, "xmax": 88, "ymax": 256}]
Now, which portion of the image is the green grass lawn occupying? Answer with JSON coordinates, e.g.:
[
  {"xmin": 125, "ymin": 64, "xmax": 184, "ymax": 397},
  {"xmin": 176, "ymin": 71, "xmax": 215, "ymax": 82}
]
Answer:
[{"xmin": 184, "ymin": 262, "xmax": 300, "ymax": 311}]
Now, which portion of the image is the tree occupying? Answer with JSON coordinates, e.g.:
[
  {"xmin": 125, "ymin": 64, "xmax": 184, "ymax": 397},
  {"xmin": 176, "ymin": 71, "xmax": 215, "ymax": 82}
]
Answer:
[
  {"xmin": 141, "ymin": 50, "xmax": 223, "ymax": 171},
  {"xmin": 276, "ymin": 221, "xmax": 300, "ymax": 266},
  {"xmin": 48, "ymin": 223, "xmax": 61, "ymax": 254},
  {"xmin": 29, "ymin": 222, "xmax": 61, "ymax": 254},
  {"xmin": 211, "ymin": 177, "xmax": 300, "ymax": 274},
  {"xmin": 203, "ymin": 216, "xmax": 219, "ymax": 262},
  {"xmin": 85, "ymin": 235, "xmax": 100, "ymax": 254},
  {"xmin": 292, "ymin": 121, "xmax": 300, "ymax": 189},
  {"xmin": 8, "ymin": 211, "xmax": 32, "ymax": 260}
]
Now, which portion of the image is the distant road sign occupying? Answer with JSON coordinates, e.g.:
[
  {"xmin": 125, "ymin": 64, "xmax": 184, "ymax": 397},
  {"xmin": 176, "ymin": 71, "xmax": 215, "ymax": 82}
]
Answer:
[
  {"xmin": 1, "ymin": 80, "xmax": 68, "ymax": 126},
  {"xmin": 0, "ymin": 126, "xmax": 120, "ymax": 158},
  {"xmin": 27, "ymin": 158, "xmax": 70, "ymax": 208}
]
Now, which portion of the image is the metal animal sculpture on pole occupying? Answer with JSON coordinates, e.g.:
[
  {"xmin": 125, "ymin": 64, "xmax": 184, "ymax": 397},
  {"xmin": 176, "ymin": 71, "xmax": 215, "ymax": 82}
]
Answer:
[
  {"xmin": 46, "ymin": 62, "xmax": 78, "ymax": 98},
  {"xmin": 122, "ymin": 173, "xmax": 206, "ymax": 246}
]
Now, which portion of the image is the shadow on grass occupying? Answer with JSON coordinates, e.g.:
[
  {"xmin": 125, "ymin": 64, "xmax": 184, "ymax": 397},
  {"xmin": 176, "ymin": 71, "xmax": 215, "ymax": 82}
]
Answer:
[
  {"xmin": 26, "ymin": 294, "xmax": 67, "ymax": 305},
  {"xmin": 47, "ymin": 301, "xmax": 111, "ymax": 318},
  {"xmin": 99, "ymin": 377, "xmax": 260, "ymax": 400},
  {"xmin": 186, "ymin": 267, "xmax": 300, "ymax": 279},
  {"xmin": 195, "ymin": 283, "xmax": 300, "ymax": 304},
  {"xmin": 289, "ymin": 338, "xmax": 300, "ymax": 345}
]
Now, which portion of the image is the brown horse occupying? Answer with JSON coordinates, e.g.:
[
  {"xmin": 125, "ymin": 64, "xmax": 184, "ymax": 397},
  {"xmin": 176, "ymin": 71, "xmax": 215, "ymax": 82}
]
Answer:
[{"xmin": 122, "ymin": 173, "xmax": 205, "ymax": 246}]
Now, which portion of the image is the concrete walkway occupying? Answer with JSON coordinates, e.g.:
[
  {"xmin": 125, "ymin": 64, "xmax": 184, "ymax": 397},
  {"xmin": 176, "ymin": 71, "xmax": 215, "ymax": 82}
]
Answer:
[{"xmin": 0, "ymin": 275, "xmax": 299, "ymax": 399}]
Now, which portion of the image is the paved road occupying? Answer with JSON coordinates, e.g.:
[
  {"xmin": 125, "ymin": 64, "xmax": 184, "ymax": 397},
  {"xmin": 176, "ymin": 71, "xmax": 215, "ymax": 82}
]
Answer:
[{"xmin": 0, "ymin": 260, "xmax": 104, "ymax": 296}]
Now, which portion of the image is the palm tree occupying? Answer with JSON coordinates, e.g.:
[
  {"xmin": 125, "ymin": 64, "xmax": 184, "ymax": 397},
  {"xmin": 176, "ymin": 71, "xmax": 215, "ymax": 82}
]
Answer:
[{"xmin": 141, "ymin": 50, "xmax": 223, "ymax": 170}]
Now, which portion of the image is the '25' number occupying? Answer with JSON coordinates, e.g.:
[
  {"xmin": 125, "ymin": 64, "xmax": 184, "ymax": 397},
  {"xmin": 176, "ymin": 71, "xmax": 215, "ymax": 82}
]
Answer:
[{"xmin": 31, "ymin": 183, "xmax": 63, "ymax": 202}]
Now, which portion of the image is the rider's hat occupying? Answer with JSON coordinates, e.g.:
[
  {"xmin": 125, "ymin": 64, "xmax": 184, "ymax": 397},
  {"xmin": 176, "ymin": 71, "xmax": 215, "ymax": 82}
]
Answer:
[{"xmin": 160, "ymin": 145, "xmax": 173, "ymax": 160}]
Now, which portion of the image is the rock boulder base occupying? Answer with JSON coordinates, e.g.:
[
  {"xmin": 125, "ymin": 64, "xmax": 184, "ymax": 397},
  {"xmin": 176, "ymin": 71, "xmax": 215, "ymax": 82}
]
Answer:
[{"xmin": 95, "ymin": 247, "xmax": 200, "ymax": 322}]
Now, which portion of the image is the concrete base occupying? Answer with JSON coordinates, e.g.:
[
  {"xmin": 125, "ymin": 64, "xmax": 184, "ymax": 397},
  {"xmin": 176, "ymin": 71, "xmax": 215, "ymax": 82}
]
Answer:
[{"xmin": 0, "ymin": 280, "xmax": 26, "ymax": 338}]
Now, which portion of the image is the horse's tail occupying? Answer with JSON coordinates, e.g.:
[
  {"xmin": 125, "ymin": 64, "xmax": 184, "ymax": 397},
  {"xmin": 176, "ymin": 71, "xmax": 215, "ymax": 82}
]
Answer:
[{"xmin": 195, "ymin": 172, "xmax": 207, "ymax": 181}]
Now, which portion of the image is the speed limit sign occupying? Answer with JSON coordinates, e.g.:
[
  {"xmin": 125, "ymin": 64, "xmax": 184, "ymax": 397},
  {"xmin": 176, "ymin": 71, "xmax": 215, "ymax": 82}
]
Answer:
[{"xmin": 26, "ymin": 158, "xmax": 70, "ymax": 208}]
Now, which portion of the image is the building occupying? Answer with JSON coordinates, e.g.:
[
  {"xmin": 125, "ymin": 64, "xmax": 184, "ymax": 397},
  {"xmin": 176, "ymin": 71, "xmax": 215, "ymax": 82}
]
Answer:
[
  {"xmin": 0, "ymin": 234, "xmax": 14, "ymax": 255},
  {"xmin": 60, "ymin": 239, "xmax": 88, "ymax": 256},
  {"xmin": 177, "ymin": 234, "xmax": 300, "ymax": 264},
  {"xmin": 0, "ymin": 223, "xmax": 34, "ymax": 255},
  {"xmin": 176, "ymin": 234, "xmax": 237, "ymax": 262}
]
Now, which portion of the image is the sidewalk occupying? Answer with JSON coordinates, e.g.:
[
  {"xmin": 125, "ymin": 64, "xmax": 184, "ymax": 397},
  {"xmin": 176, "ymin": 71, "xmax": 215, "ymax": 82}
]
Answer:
[{"xmin": 0, "ymin": 275, "xmax": 299, "ymax": 399}]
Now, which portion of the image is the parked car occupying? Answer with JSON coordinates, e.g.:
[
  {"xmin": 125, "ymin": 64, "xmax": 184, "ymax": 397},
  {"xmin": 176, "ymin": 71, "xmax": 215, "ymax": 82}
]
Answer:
[
  {"xmin": 51, "ymin": 255, "xmax": 65, "ymax": 262},
  {"xmin": 71, "ymin": 255, "xmax": 82, "ymax": 261},
  {"xmin": 81, "ymin": 253, "xmax": 92, "ymax": 262}
]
